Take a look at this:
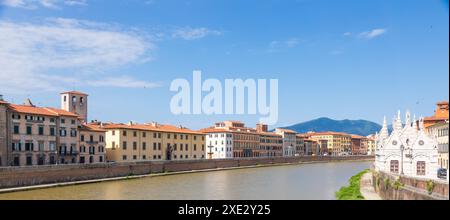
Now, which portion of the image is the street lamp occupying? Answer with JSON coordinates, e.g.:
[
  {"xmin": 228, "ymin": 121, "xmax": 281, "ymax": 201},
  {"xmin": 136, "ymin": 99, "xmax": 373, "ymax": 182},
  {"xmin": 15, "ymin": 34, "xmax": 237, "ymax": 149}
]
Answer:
[{"xmin": 400, "ymin": 145, "xmax": 404, "ymax": 175}]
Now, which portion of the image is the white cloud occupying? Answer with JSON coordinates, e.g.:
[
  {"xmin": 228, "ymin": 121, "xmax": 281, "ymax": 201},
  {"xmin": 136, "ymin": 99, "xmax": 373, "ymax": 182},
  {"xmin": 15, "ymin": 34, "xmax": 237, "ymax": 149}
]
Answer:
[
  {"xmin": 268, "ymin": 38, "xmax": 300, "ymax": 52},
  {"xmin": 172, "ymin": 27, "xmax": 222, "ymax": 40},
  {"xmin": 359, "ymin": 28, "xmax": 387, "ymax": 39},
  {"xmin": 343, "ymin": 32, "xmax": 352, "ymax": 36},
  {"xmin": 0, "ymin": 18, "xmax": 157, "ymax": 94},
  {"xmin": 87, "ymin": 76, "xmax": 161, "ymax": 88},
  {"xmin": 0, "ymin": 0, "xmax": 87, "ymax": 9}
]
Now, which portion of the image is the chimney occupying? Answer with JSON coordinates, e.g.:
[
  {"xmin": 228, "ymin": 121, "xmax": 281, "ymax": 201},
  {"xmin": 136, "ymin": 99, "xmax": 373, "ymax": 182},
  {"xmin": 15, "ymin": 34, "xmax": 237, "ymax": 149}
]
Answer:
[
  {"xmin": 256, "ymin": 123, "xmax": 268, "ymax": 132},
  {"xmin": 128, "ymin": 121, "xmax": 133, "ymax": 126}
]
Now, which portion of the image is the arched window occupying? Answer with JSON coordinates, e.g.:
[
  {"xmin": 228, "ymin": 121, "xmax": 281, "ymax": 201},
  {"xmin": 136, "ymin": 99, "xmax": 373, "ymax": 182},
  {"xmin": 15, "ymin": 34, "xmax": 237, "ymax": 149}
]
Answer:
[
  {"xmin": 390, "ymin": 160, "xmax": 399, "ymax": 173},
  {"xmin": 417, "ymin": 161, "xmax": 426, "ymax": 176}
]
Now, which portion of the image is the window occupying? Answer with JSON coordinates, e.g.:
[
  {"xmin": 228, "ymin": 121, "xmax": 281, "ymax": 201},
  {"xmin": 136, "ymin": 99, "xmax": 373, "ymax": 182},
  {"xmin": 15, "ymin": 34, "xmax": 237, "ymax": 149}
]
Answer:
[
  {"xmin": 61, "ymin": 119, "xmax": 65, "ymax": 124},
  {"xmin": 194, "ymin": 144, "xmax": 197, "ymax": 151},
  {"xmin": 50, "ymin": 118, "xmax": 55, "ymax": 123},
  {"xmin": 133, "ymin": 142, "xmax": 137, "ymax": 150},
  {"xmin": 167, "ymin": 134, "xmax": 171, "ymax": 139},
  {"xmin": 143, "ymin": 132, "xmax": 146, "ymax": 138},
  {"xmin": 38, "ymin": 142, "xmax": 44, "ymax": 151},
  {"xmin": 49, "ymin": 142, "xmax": 56, "ymax": 151},
  {"xmin": 153, "ymin": 143, "xmax": 157, "ymax": 150},
  {"xmin": 60, "ymin": 128, "xmax": 67, "ymax": 137},
  {"xmin": 123, "ymin": 131, "xmax": 127, "ymax": 136},
  {"xmin": 26, "ymin": 125, "xmax": 32, "ymax": 135},
  {"xmin": 112, "ymin": 141, "xmax": 116, "ymax": 149},
  {"xmin": 133, "ymin": 131, "xmax": 137, "ymax": 137},
  {"xmin": 71, "ymin": 119, "xmax": 75, "ymax": 125},
  {"xmin": 133, "ymin": 155, "xmax": 137, "ymax": 160},
  {"xmin": 25, "ymin": 142, "xmax": 33, "ymax": 151},
  {"xmin": 390, "ymin": 160, "xmax": 399, "ymax": 173},
  {"xmin": 417, "ymin": 161, "xmax": 426, "ymax": 176},
  {"xmin": 89, "ymin": 135, "xmax": 94, "ymax": 142},
  {"xmin": 64, "ymin": 96, "xmax": 67, "ymax": 102},
  {"xmin": 11, "ymin": 142, "xmax": 21, "ymax": 151},
  {"xmin": 143, "ymin": 155, "xmax": 146, "ymax": 160},
  {"xmin": 122, "ymin": 155, "xmax": 127, "ymax": 160},
  {"xmin": 72, "ymin": 96, "xmax": 76, "ymax": 102},
  {"xmin": 99, "ymin": 135, "xmax": 104, "ymax": 142},
  {"xmin": 122, "ymin": 141, "xmax": 127, "ymax": 150},
  {"xmin": 143, "ymin": 142, "xmax": 146, "ymax": 150},
  {"xmin": 174, "ymin": 134, "xmax": 177, "ymax": 139},
  {"xmin": 185, "ymin": 144, "xmax": 188, "ymax": 151},
  {"xmin": 112, "ymin": 131, "xmax": 115, "ymax": 136},
  {"xmin": 80, "ymin": 97, "xmax": 84, "ymax": 103},
  {"xmin": 158, "ymin": 143, "xmax": 161, "ymax": 150},
  {"xmin": 70, "ymin": 129, "xmax": 77, "ymax": 137},
  {"xmin": 26, "ymin": 156, "xmax": 32, "ymax": 166},
  {"xmin": 153, "ymin": 155, "xmax": 156, "ymax": 159},
  {"xmin": 153, "ymin": 133, "xmax": 157, "ymax": 138},
  {"xmin": 13, "ymin": 124, "xmax": 19, "ymax": 134}
]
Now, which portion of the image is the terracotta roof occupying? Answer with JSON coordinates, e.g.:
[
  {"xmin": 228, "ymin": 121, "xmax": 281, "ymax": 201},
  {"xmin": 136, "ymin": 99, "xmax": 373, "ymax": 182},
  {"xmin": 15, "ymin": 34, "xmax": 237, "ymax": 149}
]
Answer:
[
  {"xmin": 199, "ymin": 128, "xmax": 231, "ymax": 133},
  {"xmin": 275, "ymin": 128, "xmax": 297, "ymax": 134},
  {"xmin": 9, "ymin": 104, "xmax": 57, "ymax": 116},
  {"xmin": 60, "ymin": 91, "xmax": 88, "ymax": 96},
  {"xmin": 8, "ymin": 104, "xmax": 78, "ymax": 117},
  {"xmin": 45, "ymin": 107, "xmax": 79, "ymax": 117},
  {"xmin": 103, "ymin": 123, "xmax": 204, "ymax": 135},
  {"xmin": 424, "ymin": 116, "xmax": 449, "ymax": 121},
  {"xmin": 259, "ymin": 131, "xmax": 282, "ymax": 137},
  {"xmin": 308, "ymin": 131, "xmax": 352, "ymax": 137},
  {"xmin": 0, "ymin": 101, "xmax": 9, "ymax": 105},
  {"xmin": 350, "ymin": 134, "xmax": 367, "ymax": 139},
  {"xmin": 80, "ymin": 124, "xmax": 107, "ymax": 132}
]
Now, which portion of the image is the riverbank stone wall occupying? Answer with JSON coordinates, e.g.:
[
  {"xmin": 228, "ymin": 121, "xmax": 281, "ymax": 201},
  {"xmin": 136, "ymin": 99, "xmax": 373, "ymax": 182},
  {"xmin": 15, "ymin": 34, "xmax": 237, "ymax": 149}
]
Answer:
[
  {"xmin": 0, "ymin": 156, "xmax": 373, "ymax": 189},
  {"xmin": 372, "ymin": 170, "xmax": 449, "ymax": 200}
]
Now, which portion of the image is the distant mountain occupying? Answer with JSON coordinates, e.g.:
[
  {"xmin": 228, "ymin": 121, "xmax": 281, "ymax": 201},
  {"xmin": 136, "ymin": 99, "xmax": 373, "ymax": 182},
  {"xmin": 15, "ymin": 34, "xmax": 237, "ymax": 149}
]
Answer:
[{"xmin": 280, "ymin": 117, "xmax": 382, "ymax": 136}]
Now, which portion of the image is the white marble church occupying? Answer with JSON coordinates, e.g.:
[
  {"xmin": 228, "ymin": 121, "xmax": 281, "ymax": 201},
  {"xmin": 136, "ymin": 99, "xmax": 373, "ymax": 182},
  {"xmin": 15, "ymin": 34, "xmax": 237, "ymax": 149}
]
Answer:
[{"xmin": 375, "ymin": 111, "xmax": 439, "ymax": 180}]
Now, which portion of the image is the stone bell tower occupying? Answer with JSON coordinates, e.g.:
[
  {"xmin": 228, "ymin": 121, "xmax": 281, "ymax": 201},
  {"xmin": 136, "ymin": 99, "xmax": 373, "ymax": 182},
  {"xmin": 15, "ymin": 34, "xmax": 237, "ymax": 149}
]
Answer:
[{"xmin": 60, "ymin": 91, "xmax": 88, "ymax": 122}]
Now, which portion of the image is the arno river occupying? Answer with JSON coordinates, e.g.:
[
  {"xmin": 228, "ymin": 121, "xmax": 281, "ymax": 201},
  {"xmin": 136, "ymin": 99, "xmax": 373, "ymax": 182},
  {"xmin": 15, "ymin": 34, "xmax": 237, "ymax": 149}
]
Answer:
[{"xmin": 0, "ymin": 161, "xmax": 371, "ymax": 200}]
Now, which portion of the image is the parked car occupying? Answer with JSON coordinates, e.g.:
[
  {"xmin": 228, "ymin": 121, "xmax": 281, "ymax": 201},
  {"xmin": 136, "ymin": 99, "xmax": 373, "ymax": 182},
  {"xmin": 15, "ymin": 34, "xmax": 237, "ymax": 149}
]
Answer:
[{"xmin": 437, "ymin": 168, "xmax": 447, "ymax": 179}]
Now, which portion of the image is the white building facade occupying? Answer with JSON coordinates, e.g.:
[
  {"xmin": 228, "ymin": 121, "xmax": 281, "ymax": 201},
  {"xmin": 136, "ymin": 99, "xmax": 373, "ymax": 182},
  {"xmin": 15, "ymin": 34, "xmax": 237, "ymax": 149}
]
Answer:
[
  {"xmin": 375, "ymin": 111, "xmax": 440, "ymax": 180},
  {"xmin": 205, "ymin": 132, "xmax": 233, "ymax": 159},
  {"xmin": 275, "ymin": 128, "xmax": 297, "ymax": 157}
]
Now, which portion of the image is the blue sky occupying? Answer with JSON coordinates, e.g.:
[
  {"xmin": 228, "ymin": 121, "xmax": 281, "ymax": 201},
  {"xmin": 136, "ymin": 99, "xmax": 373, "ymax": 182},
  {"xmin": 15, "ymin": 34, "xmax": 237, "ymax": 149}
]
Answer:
[{"xmin": 0, "ymin": 0, "xmax": 448, "ymax": 130}]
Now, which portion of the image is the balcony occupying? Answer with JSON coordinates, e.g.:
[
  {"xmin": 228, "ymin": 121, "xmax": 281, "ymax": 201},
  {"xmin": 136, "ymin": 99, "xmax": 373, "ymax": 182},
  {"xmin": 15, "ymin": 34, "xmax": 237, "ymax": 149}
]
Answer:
[{"xmin": 59, "ymin": 150, "xmax": 79, "ymax": 156}]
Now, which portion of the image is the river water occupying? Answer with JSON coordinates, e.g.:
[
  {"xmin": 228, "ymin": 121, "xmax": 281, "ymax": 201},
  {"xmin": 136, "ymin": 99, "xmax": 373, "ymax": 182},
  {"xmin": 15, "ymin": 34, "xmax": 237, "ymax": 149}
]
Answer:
[{"xmin": 0, "ymin": 161, "xmax": 371, "ymax": 200}]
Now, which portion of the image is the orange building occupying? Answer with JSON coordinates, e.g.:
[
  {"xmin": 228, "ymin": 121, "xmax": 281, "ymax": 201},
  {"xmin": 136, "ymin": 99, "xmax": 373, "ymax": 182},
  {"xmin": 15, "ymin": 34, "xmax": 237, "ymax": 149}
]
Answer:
[{"xmin": 424, "ymin": 101, "xmax": 449, "ymax": 128}]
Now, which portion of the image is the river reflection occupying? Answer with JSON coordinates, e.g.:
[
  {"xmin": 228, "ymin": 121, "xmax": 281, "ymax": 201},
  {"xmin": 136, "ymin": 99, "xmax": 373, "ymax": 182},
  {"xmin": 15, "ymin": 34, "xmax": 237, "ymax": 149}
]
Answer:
[{"xmin": 0, "ymin": 161, "xmax": 371, "ymax": 200}]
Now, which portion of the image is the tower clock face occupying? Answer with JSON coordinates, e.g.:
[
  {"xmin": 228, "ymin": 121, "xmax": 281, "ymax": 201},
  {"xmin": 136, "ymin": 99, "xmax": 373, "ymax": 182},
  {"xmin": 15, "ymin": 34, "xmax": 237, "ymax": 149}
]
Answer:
[
  {"xmin": 419, "ymin": 140, "xmax": 424, "ymax": 145},
  {"xmin": 392, "ymin": 140, "xmax": 398, "ymax": 145}
]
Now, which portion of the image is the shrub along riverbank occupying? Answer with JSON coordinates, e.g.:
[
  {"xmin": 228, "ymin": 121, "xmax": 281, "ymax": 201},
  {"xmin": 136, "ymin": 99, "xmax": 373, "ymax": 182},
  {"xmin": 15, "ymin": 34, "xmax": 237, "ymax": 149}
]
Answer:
[{"xmin": 335, "ymin": 169, "xmax": 370, "ymax": 200}]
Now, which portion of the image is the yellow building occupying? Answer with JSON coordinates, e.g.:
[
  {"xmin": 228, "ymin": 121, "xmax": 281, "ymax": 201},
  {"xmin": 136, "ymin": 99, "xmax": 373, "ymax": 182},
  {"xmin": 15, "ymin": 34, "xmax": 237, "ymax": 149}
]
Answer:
[
  {"xmin": 103, "ymin": 122, "xmax": 205, "ymax": 162},
  {"xmin": 79, "ymin": 123, "xmax": 106, "ymax": 164},
  {"xmin": 366, "ymin": 135, "xmax": 376, "ymax": 156},
  {"xmin": 308, "ymin": 132, "xmax": 352, "ymax": 156},
  {"xmin": 427, "ymin": 121, "xmax": 449, "ymax": 169}
]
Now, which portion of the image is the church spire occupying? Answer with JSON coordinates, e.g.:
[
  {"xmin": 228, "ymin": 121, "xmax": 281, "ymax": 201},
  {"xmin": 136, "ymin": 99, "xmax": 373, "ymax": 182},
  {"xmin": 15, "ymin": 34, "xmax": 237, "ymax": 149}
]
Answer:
[
  {"xmin": 380, "ymin": 116, "xmax": 389, "ymax": 139},
  {"xmin": 393, "ymin": 110, "xmax": 403, "ymax": 131},
  {"xmin": 412, "ymin": 114, "xmax": 418, "ymax": 131},
  {"xmin": 419, "ymin": 116, "xmax": 425, "ymax": 131},
  {"xmin": 405, "ymin": 110, "xmax": 411, "ymax": 128}
]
